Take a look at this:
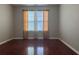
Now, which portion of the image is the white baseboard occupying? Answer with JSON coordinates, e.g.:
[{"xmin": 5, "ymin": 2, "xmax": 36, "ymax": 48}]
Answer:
[
  {"xmin": 13, "ymin": 37, "xmax": 60, "ymax": 39},
  {"xmin": 13, "ymin": 37, "xmax": 43, "ymax": 39},
  {"xmin": 28, "ymin": 37, "xmax": 44, "ymax": 39},
  {"xmin": 59, "ymin": 39, "xmax": 79, "ymax": 55},
  {"xmin": 0, "ymin": 38, "xmax": 13, "ymax": 45},
  {"xmin": 49, "ymin": 37, "xmax": 60, "ymax": 39},
  {"xmin": 13, "ymin": 37, "xmax": 23, "ymax": 39}
]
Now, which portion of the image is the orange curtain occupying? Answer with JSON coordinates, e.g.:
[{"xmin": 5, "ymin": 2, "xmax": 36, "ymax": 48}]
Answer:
[
  {"xmin": 23, "ymin": 11, "xmax": 28, "ymax": 39},
  {"xmin": 43, "ymin": 10, "xmax": 48, "ymax": 39},
  {"xmin": 43, "ymin": 10, "xmax": 48, "ymax": 31},
  {"xmin": 23, "ymin": 11, "xmax": 28, "ymax": 32}
]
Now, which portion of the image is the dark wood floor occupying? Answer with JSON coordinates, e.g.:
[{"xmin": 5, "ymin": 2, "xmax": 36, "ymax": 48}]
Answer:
[{"xmin": 0, "ymin": 39, "xmax": 77, "ymax": 55}]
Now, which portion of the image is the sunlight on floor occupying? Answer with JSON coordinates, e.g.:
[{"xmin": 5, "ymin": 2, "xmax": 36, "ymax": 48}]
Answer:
[{"xmin": 27, "ymin": 46, "xmax": 44, "ymax": 55}]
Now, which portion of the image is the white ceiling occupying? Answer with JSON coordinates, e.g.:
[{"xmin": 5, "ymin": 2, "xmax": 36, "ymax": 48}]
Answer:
[{"xmin": 12, "ymin": 4, "xmax": 59, "ymax": 7}]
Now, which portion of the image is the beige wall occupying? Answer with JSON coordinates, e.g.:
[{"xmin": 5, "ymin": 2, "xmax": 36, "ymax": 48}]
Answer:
[
  {"xmin": 0, "ymin": 5, "xmax": 14, "ymax": 42},
  {"xmin": 60, "ymin": 4, "xmax": 79, "ymax": 51},
  {"xmin": 13, "ymin": 5, "xmax": 59, "ymax": 38}
]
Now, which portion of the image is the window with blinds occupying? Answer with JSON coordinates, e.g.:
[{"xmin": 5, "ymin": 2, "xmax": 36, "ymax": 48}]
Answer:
[{"xmin": 23, "ymin": 10, "xmax": 48, "ymax": 32}]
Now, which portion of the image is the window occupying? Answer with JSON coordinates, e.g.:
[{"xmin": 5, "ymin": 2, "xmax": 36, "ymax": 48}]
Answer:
[
  {"xmin": 36, "ymin": 11, "xmax": 43, "ymax": 31},
  {"xmin": 23, "ymin": 10, "xmax": 48, "ymax": 32},
  {"xmin": 28, "ymin": 11, "xmax": 34, "ymax": 31}
]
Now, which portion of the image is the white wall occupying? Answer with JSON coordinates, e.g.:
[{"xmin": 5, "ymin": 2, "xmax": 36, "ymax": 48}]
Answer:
[
  {"xmin": 60, "ymin": 4, "xmax": 79, "ymax": 51},
  {"xmin": 0, "ymin": 5, "xmax": 14, "ymax": 42},
  {"xmin": 13, "ymin": 5, "xmax": 59, "ymax": 38}
]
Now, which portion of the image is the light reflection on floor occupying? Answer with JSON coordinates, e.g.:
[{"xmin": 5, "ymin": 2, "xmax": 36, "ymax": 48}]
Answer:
[
  {"xmin": 37, "ymin": 47, "xmax": 44, "ymax": 55},
  {"xmin": 27, "ymin": 46, "xmax": 44, "ymax": 55},
  {"xmin": 27, "ymin": 46, "xmax": 34, "ymax": 55}
]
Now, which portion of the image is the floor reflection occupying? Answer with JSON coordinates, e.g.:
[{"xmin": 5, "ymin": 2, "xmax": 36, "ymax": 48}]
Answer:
[
  {"xmin": 37, "ymin": 47, "xmax": 44, "ymax": 55},
  {"xmin": 27, "ymin": 46, "xmax": 44, "ymax": 55},
  {"xmin": 27, "ymin": 46, "xmax": 34, "ymax": 55}
]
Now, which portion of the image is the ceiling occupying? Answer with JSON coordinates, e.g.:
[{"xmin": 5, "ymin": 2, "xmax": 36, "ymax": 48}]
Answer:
[{"xmin": 12, "ymin": 4, "xmax": 59, "ymax": 7}]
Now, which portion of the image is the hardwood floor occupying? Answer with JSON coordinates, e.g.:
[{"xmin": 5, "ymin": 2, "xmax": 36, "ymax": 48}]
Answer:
[{"xmin": 0, "ymin": 39, "xmax": 77, "ymax": 55}]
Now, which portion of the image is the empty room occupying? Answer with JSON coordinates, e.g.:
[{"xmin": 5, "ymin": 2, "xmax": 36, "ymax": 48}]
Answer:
[{"xmin": 0, "ymin": 4, "xmax": 79, "ymax": 55}]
